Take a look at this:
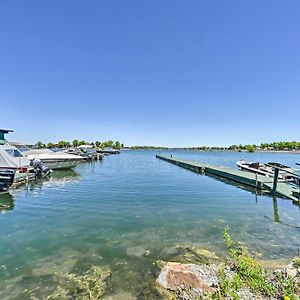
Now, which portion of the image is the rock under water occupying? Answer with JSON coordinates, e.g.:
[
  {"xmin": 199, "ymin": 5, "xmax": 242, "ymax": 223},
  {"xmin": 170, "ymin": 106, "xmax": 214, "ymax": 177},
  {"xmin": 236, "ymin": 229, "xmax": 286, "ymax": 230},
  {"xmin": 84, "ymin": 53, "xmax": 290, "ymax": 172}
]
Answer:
[{"xmin": 126, "ymin": 246, "xmax": 150, "ymax": 258}]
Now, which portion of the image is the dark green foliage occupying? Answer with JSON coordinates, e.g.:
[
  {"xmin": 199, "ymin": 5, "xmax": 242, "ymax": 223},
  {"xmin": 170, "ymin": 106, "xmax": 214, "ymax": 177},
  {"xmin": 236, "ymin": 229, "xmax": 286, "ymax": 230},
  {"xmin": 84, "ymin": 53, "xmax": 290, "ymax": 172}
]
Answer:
[{"xmin": 34, "ymin": 139, "xmax": 124, "ymax": 149}]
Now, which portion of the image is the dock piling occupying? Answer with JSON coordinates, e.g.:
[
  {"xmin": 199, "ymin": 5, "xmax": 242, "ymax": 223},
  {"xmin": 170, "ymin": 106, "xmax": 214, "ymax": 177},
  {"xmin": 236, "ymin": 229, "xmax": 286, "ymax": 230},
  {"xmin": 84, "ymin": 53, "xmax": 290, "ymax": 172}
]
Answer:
[{"xmin": 272, "ymin": 168, "xmax": 279, "ymax": 195}]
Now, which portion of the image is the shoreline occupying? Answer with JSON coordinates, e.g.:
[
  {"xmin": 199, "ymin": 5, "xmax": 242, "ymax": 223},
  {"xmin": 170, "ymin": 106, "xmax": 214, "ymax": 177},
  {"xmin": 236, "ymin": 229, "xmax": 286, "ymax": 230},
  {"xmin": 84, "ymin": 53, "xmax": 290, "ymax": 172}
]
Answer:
[{"xmin": 129, "ymin": 148, "xmax": 300, "ymax": 154}]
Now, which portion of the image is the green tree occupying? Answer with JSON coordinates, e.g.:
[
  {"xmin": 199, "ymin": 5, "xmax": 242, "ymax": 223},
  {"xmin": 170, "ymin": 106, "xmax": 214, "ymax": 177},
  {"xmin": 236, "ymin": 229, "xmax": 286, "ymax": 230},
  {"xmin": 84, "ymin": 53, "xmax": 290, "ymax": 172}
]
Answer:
[
  {"xmin": 106, "ymin": 140, "xmax": 114, "ymax": 148},
  {"xmin": 72, "ymin": 139, "xmax": 79, "ymax": 147},
  {"xmin": 35, "ymin": 141, "xmax": 45, "ymax": 148},
  {"xmin": 58, "ymin": 140, "xmax": 71, "ymax": 148},
  {"xmin": 113, "ymin": 141, "xmax": 121, "ymax": 150},
  {"xmin": 246, "ymin": 145, "xmax": 255, "ymax": 152},
  {"xmin": 47, "ymin": 142, "xmax": 55, "ymax": 148}
]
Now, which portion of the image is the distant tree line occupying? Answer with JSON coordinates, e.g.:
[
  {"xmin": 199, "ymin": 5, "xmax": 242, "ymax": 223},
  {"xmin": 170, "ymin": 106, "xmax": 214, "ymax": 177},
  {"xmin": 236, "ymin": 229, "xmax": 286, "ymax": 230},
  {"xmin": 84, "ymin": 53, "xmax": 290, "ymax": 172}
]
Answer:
[
  {"xmin": 34, "ymin": 141, "xmax": 300, "ymax": 152},
  {"xmin": 130, "ymin": 146, "xmax": 168, "ymax": 150},
  {"xmin": 34, "ymin": 140, "xmax": 124, "ymax": 150},
  {"xmin": 228, "ymin": 144, "xmax": 256, "ymax": 152},
  {"xmin": 178, "ymin": 146, "xmax": 228, "ymax": 151},
  {"xmin": 129, "ymin": 142, "xmax": 300, "ymax": 152},
  {"xmin": 228, "ymin": 141, "xmax": 300, "ymax": 152}
]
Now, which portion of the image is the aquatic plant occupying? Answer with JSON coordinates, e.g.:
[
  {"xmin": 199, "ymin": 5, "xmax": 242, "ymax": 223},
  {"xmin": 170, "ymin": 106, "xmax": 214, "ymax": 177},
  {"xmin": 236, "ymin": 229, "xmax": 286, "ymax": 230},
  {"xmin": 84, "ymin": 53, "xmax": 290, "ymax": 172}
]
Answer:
[
  {"xmin": 47, "ymin": 266, "xmax": 110, "ymax": 300},
  {"xmin": 220, "ymin": 228, "xmax": 300, "ymax": 299}
]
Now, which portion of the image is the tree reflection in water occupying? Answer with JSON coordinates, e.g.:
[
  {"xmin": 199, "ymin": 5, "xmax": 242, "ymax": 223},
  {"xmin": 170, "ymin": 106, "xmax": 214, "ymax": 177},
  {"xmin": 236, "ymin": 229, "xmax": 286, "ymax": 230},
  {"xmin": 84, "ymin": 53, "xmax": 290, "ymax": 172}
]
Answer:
[{"xmin": 0, "ymin": 193, "xmax": 14, "ymax": 212}]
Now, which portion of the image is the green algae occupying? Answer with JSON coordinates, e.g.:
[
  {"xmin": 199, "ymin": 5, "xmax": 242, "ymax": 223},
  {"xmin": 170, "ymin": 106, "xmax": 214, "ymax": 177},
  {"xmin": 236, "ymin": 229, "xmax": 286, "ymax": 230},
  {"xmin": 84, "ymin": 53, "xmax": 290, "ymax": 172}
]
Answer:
[{"xmin": 48, "ymin": 266, "xmax": 111, "ymax": 300}]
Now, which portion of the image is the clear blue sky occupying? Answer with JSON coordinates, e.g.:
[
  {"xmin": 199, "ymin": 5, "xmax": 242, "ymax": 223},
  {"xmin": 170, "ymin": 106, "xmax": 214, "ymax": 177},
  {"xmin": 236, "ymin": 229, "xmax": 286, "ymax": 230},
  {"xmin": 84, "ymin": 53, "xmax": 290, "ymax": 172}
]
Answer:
[{"xmin": 1, "ymin": 1, "xmax": 299, "ymax": 147}]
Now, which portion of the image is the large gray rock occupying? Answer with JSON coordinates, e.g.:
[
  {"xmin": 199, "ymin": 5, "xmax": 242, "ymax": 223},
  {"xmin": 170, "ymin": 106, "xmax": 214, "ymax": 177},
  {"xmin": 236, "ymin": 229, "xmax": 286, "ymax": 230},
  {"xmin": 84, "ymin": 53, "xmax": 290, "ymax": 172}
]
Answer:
[{"xmin": 156, "ymin": 262, "xmax": 218, "ymax": 295}]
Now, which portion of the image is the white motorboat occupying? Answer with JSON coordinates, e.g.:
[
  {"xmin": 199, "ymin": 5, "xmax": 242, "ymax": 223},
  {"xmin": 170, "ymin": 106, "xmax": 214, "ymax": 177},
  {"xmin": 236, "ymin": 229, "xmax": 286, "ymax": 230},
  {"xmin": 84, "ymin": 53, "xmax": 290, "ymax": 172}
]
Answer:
[
  {"xmin": 23, "ymin": 149, "xmax": 84, "ymax": 170},
  {"xmin": 0, "ymin": 143, "xmax": 32, "ymax": 172},
  {"xmin": 237, "ymin": 160, "xmax": 300, "ymax": 184},
  {"xmin": 237, "ymin": 160, "xmax": 275, "ymax": 177},
  {"xmin": 0, "ymin": 143, "xmax": 52, "ymax": 175},
  {"xmin": 0, "ymin": 130, "xmax": 51, "ymax": 184}
]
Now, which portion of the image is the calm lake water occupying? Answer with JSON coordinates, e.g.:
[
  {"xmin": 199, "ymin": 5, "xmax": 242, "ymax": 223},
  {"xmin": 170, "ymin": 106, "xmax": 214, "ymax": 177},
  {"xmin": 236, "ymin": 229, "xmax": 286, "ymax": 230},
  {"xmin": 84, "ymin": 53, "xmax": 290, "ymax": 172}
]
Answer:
[{"xmin": 0, "ymin": 150, "xmax": 300, "ymax": 299}]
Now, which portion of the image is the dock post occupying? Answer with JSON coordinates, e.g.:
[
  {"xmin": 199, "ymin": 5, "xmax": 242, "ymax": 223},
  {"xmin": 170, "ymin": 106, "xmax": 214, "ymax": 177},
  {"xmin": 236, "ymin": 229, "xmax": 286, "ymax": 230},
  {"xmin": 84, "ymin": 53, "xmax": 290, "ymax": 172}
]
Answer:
[
  {"xmin": 272, "ymin": 168, "xmax": 279, "ymax": 195},
  {"xmin": 255, "ymin": 173, "xmax": 258, "ymax": 189}
]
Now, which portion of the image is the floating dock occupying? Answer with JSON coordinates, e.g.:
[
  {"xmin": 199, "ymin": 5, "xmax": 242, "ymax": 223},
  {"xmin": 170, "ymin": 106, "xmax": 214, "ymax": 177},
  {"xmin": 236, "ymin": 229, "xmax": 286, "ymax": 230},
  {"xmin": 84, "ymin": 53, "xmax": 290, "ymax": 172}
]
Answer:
[
  {"xmin": 156, "ymin": 155, "xmax": 300, "ymax": 203},
  {"xmin": 11, "ymin": 173, "xmax": 36, "ymax": 188}
]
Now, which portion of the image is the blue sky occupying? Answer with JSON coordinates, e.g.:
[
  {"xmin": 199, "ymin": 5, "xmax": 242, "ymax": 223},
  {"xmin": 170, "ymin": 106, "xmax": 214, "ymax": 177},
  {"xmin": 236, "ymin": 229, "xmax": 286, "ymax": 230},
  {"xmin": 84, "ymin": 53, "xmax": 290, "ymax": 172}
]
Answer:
[{"xmin": 1, "ymin": 1, "xmax": 299, "ymax": 147}]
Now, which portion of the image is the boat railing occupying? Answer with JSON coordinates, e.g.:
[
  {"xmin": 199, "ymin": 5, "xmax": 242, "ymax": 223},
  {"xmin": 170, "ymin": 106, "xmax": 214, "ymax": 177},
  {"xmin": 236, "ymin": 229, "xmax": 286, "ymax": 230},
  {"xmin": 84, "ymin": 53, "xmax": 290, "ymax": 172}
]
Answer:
[{"xmin": 265, "ymin": 163, "xmax": 300, "ymax": 179}]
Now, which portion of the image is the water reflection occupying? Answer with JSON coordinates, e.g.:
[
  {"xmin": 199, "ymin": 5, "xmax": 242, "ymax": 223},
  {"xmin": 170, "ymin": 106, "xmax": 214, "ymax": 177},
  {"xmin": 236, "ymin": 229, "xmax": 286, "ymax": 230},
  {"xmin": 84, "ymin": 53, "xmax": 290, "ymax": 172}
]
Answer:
[
  {"xmin": 205, "ymin": 172, "xmax": 263, "ymax": 198},
  {"xmin": 28, "ymin": 169, "xmax": 81, "ymax": 190},
  {"xmin": 204, "ymin": 171, "xmax": 300, "ymax": 227},
  {"xmin": 0, "ymin": 193, "xmax": 14, "ymax": 212}
]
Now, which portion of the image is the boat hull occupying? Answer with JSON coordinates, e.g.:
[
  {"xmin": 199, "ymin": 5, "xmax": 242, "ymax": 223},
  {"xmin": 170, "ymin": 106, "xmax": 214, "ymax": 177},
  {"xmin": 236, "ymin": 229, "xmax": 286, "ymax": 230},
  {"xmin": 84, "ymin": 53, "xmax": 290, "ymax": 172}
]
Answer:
[
  {"xmin": 37, "ymin": 158, "xmax": 82, "ymax": 170},
  {"xmin": 0, "ymin": 169, "xmax": 15, "ymax": 192}
]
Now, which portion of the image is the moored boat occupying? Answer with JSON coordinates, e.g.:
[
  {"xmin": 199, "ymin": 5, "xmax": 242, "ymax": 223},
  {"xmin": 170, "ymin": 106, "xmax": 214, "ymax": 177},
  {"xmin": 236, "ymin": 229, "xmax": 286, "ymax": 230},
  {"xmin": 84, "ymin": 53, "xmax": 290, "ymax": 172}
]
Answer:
[
  {"xmin": 23, "ymin": 149, "xmax": 84, "ymax": 170},
  {"xmin": 97, "ymin": 148, "xmax": 120, "ymax": 154},
  {"xmin": 237, "ymin": 160, "xmax": 300, "ymax": 185},
  {"xmin": 237, "ymin": 160, "xmax": 274, "ymax": 177},
  {"xmin": 0, "ymin": 143, "xmax": 32, "ymax": 172},
  {"xmin": 266, "ymin": 162, "xmax": 297, "ymax": 182},
  {"xmin": 0, "ymin": 132, "xmax": 52, "ymax": 178}
]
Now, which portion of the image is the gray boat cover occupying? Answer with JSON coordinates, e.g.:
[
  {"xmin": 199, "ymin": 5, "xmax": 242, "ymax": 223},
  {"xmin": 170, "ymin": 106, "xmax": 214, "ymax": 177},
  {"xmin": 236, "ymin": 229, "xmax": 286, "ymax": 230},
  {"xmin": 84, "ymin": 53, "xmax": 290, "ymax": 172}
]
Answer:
[{"xmin": 0, "ymin": 144, "xmax": 30, "ymax": 169}]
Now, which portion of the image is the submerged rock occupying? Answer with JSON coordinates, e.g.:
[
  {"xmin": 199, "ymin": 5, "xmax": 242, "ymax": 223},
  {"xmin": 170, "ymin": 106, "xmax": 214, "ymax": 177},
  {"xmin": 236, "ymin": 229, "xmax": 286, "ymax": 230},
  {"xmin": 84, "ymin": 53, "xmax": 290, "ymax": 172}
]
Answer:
[
  {"xmin": 31, "ymin": 249, "xmax": 79, "ymax": 277},
  {"xmin": 167, "ymin": 244, "xmax": 219, "ymax": 265},
  {"xmin": 156, "ymin": 262, "xmax": 218, "ymax": 296},
  {"xmin": 105, "ymin": 290, "xmax": 135, "ymax": 300},
  {"xmin": 126, "ymin": 246, "xmax": 150, "ymax": 258}
]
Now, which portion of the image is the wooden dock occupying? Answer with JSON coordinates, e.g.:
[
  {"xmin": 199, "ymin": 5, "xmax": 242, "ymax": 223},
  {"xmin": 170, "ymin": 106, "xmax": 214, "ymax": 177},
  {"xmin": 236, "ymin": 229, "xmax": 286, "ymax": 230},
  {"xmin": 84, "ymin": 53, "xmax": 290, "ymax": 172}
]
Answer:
[
  {"xmin": 11, "ymin": 173, "xmax": 36, "ymax": 188},
  {"xmin": 156, "ymin": 155, "xmax": 300, "ymax": 203}
]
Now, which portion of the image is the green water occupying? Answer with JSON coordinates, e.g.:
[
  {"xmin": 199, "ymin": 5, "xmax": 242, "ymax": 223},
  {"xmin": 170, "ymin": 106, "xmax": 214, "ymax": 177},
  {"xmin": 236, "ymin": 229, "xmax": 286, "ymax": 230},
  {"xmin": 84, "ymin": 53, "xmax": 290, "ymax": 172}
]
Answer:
[{"xmin": 0, "ymin": 150, "xmax": 300, "ymax": 299}]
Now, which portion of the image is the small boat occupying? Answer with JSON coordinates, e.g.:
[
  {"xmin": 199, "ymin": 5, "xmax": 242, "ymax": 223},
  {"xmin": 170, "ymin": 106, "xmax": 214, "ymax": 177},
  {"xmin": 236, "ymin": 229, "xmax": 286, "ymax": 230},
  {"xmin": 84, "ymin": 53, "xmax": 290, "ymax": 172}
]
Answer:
[
  {"xmin": 97, "ymin": 148, "xmax": 120, "ymax": 155},
  {"xmin": 266, "ymin": 162, "xmax": 296, "ymax": 182},
  {"xmin": 23, "ymin": 149, "xmax": 84, "ymax": 170},
  {"xmin": 0, "ymin": 169, "xmax": 15, "ymax": 192},
  {"xmin": 0, "ymin": 143, "xmax": 32, "ymax": 172},
  {"xmin": 237, "ymin": 160, "xmax": 275, "ymax": 177},
  {"xmin": 237, "ymin": 160, "xmax": 300, "ymax": 184},
  {"xmin": 0, "ymin": 144, "xmax": 51, "ymax": 176},
  {"xmin": 0, "ymin": 130, "xmax": 51, "ymax": 187},
  {"xmin": 64, "ymin": 147, "xmax": 103, "ymax": 161}
]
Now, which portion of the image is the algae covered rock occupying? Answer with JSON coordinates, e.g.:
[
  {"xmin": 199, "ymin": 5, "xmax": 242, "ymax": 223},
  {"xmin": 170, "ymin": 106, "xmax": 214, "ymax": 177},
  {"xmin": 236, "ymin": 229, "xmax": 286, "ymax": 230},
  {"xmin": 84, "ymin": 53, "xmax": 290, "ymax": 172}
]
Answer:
[
  {"xmin": 170, "ymin": 244, "xmax": 219, "ymax": 265},
  {"xmin": 48, "ymin": 265, "xmax": 111, "ymax": 299}
]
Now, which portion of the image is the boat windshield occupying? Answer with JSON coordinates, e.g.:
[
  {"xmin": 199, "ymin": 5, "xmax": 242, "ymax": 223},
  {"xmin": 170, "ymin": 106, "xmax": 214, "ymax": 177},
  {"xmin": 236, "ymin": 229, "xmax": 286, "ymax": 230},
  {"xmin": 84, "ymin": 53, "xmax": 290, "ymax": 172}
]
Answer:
[{"xmin": 5, "ymin": 149, "xmax": 24, "ymax": 158}]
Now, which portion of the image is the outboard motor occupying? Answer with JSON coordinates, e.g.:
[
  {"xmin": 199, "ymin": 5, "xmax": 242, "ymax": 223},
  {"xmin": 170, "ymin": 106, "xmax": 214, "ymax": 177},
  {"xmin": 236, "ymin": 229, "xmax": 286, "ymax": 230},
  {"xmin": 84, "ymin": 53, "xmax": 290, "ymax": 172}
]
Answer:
[
  {"xmin": 0, "ymin": 169, "xmax": 15, "ymax": 192},
  {"xmin": 30, "ymin": 159, "xmax": 52, "ymax": 176}
]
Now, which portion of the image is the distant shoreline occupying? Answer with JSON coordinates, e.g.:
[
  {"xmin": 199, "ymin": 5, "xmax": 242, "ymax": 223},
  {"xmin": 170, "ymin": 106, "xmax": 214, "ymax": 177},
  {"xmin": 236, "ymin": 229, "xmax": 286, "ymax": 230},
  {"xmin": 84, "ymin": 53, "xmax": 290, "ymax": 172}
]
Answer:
[{"xmin": 129, "ymin": 148, "xmax": 300, "ymax": 154}]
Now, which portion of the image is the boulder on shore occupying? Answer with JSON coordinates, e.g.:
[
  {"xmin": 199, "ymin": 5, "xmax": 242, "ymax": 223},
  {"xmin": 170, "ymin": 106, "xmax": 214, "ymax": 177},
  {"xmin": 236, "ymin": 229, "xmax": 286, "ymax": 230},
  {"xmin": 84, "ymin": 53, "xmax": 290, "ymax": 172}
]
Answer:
[{"xmin": 156, "ymin": 262, "xmax": 218, "ymax": 296}]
